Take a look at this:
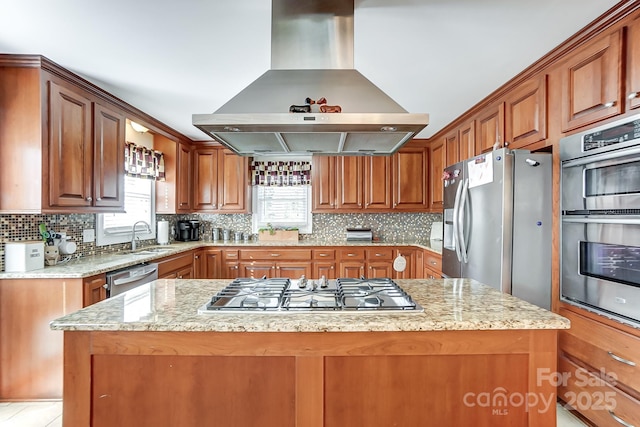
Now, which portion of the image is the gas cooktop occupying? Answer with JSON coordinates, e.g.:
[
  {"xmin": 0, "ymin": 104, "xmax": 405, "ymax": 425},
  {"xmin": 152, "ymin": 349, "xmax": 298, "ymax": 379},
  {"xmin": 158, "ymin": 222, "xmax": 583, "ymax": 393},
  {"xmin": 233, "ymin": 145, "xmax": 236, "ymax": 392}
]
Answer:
[{"xmin": 198, "ymin": 277, "xmax": 423, "ymax": 314}]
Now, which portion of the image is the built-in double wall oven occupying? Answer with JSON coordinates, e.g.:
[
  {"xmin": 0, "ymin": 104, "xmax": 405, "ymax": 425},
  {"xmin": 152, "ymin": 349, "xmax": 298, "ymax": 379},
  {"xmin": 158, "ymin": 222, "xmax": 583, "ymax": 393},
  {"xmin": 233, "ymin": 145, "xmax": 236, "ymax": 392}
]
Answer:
[{"xmin": 561, "ymin": 114, "xmax": 640, "ymax": 328}]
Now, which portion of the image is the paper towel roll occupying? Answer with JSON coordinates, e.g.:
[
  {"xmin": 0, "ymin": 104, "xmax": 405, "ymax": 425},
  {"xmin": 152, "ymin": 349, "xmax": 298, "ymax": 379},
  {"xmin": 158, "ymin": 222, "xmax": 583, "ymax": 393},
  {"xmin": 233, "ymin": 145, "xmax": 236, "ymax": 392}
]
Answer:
[{"xmin": 157, "ymin": 221, "xmax": 169, "ymax": 245}]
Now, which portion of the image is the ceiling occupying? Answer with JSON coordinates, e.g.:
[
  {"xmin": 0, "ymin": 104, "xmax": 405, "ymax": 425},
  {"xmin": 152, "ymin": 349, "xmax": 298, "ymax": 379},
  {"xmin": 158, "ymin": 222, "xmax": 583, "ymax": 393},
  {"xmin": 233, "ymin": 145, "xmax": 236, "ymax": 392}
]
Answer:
[{"xmin": 0, "ymin": 0, "xmax": 621, "ymax": 141}]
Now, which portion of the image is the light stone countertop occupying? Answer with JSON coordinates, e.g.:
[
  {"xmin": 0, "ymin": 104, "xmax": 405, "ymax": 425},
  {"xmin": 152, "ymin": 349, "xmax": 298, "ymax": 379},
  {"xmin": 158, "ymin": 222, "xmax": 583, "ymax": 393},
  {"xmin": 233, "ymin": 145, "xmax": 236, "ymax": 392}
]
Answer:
[
  {"xmin": 49, "ymin": 278, "xmax": 569, "ymax": 332},
  {"xmin": 0, "ymin": 240, "xmax": 442, "ymax": 279}
]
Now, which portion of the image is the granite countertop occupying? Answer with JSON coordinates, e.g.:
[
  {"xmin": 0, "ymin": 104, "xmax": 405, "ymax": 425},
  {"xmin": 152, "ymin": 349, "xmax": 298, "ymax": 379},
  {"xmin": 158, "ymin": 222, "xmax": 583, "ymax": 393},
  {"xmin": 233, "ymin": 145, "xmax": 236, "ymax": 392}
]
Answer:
[
  {"xmin": 0, "ymin": 240, "xmax": 442, "ymax": 279},
  {"xmin": 50, "ymin": 278, "xmax": 569, "ymax": 332}
]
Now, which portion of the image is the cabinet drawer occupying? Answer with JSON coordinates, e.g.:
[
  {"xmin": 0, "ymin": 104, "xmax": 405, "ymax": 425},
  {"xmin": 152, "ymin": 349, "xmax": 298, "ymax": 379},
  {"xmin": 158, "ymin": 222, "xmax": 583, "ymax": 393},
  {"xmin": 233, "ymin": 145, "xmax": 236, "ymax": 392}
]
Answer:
[
  {"xmin": 365, "ymin": 248, "xmax": 393, "ymax": 261},
  {"xmin": 559, "ymin": 355, "xmax": 640, "ymax": 427},
  {"xmin": 424, "ymin": 251, "xmax": 442, "ymax": 272},
  {"xmin": 338, "ymin": 248, "xmax": 366, "ymax": 260},
  {"xmin": 157, "ymin": 252, "xmax": 193, "ymax": 277},
  {"xmin": 223, "ymin": 250, "xmax": 239, "ymax": 260},
  {"xmin": 312, "ymin": 249, "xmax": 335, "ymax": 260},
  {"xmin": 240, "ymin": 249, "xmax": 312, "ymax": 260},
  {"xmin": 559, "ymin": 308, "xmax": 640, "ymax": 394}
]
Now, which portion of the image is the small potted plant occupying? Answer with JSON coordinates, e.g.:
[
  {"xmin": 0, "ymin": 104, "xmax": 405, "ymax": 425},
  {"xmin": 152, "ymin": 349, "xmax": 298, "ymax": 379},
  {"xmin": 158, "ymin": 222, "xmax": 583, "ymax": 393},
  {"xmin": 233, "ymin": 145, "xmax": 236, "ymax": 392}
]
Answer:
[{"xmin": 257, "ymin": 223, "xmax": 299, "ymax": 242}]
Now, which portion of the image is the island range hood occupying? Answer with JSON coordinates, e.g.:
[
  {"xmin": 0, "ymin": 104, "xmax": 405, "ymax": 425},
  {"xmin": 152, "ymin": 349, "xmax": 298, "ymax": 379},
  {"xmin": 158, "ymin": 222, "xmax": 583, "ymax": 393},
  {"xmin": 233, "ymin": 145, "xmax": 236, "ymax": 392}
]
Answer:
[{"xmin": 192, "ymin": 0, "xmax": 429, "ymax": 156}]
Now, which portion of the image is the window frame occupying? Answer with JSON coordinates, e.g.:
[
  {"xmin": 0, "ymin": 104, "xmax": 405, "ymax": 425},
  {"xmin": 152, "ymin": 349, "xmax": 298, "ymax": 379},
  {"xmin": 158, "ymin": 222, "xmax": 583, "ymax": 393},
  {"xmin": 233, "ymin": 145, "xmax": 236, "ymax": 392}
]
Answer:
[{"xmin": 251, "ymin": 185, "xmax": 313, "ymax": 234}]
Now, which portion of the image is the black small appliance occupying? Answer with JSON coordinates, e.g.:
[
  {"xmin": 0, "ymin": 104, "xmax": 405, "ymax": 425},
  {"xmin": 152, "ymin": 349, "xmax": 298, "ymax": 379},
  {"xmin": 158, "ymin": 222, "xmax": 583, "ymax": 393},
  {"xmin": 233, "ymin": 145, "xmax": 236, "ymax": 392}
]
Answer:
[{"xmin": 176, "ymin": 220, "xmax": 200, "ymax": 241}]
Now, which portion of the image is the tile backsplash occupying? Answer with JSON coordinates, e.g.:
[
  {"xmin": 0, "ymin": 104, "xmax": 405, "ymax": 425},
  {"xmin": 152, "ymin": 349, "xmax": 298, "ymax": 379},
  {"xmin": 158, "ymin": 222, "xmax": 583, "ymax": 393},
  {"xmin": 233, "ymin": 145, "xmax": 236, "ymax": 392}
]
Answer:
[{"xmin": 0, "ymin": 212, "xmax": 442, "ymax": 271}]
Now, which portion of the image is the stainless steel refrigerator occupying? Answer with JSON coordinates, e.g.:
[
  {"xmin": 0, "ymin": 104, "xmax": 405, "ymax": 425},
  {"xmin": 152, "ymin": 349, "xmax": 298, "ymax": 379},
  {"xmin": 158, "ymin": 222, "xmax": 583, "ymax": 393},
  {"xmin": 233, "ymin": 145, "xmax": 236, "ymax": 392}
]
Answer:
[{"xmin": 442, "ymin": 148, "xmax": 552, "ymax": 309}]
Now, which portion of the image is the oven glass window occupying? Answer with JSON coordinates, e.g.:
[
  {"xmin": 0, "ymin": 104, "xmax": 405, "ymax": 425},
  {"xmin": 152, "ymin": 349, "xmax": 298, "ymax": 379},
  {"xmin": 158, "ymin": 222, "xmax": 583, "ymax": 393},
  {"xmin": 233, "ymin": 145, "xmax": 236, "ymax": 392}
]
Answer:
[
  {"xmin": 580, "ymin": 242, "xmax": 640, "ymax": 287},
  {"xmin": 584, "ymin": 161, "xmax": 640, "ymax": 197}
]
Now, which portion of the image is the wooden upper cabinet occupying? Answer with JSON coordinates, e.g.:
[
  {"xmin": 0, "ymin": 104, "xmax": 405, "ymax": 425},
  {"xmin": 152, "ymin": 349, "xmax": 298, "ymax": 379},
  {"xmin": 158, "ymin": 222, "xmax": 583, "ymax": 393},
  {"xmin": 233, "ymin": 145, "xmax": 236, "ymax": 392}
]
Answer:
[
  {"xmin": 217, "ymin": 148, "xmax": 248, "ymax": 212},
  {"xmin": 504, "ymin": 75, "xmax": 547, "ymax": 149},
  {"xmin": 392, "ymin": 146, "xmax": 428, "ymax": 211},
  {"xmin": 364, "ymin": 156, "xmax": 392, "ymax": 210},
  {"xmin": 336, "ymin": 156, "xmax": 363, "ymax": 210},
  {"xmin": 48, "ymin": 81, "xmax": 125, "ymax": 211},
  {"xmin": 627, "ymin": 16, "xmax": 640, "ymax": 111},
  {"xmin": 429, "ymin": 139, "xmax": 445, "ymax": 210},
  {"xmin": 154, "ymin": 134, "xmax": 179, "ymax": 214},
  {"xmin": 312, "ymin": 156, "xmax": 336, "ymax": 211},
  {"xmin": 176, "ymin": 142, "xmax": 192, "ymax": 213},
  {"xmin": 560, "ymin": 29, "xmax": 622, "ymax": 132},
  {"xmin": 475, "ymin": 101, "xmax": 504, "ymax": 154},
  {"xmin": 192, "ymin": 147, "xmax": 219, "ymax": 211},
  {"xmin": 48, "ymin": 81, "xmax": 94, "ymax": 208},
  {"xmin": 444, "ymin": 131, "xmax": 458, "ymax": 168},
  {"xmin": 459, "ymin": 119, "xmax": 475, "ymax": 161},
  {"xmin": 93, "ymin": 102, "xmax": 125, "ymax": 208}
]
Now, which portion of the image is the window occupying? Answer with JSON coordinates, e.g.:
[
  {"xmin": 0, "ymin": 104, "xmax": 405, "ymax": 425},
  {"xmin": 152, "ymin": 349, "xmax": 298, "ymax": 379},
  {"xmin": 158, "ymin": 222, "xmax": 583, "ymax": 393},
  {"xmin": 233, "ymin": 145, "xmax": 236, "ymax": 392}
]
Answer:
[
  {"xmin": 96, "ymin": 176, "xmax": 156, "ymax": 246},
  {"xmin": 251, "ymin": 185, "xmax": 312, "ymax": 234}
]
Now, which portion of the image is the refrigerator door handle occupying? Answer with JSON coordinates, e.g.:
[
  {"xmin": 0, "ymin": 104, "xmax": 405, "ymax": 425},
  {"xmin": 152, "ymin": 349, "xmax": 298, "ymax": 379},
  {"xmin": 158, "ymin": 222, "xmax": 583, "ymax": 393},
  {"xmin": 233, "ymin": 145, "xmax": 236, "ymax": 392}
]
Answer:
[
  {"xmin": 453, "ymin": 179, "xmax": 464, "ymax": 262},
  {"xmin": 458, "ymin": 178, "xmax": 470, "ymax": 264}
]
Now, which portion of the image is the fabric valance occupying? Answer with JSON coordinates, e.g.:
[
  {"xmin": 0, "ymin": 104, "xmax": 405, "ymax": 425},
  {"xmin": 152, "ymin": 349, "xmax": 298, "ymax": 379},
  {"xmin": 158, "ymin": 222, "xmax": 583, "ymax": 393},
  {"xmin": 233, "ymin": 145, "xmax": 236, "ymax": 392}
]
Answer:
[
  {"xmin": 250, "ymin": 160, "xmax": 311, "ymax": 186},
  {"xmin": 124, "ymin": 142, "xmax": 165, "ymax": 181}
]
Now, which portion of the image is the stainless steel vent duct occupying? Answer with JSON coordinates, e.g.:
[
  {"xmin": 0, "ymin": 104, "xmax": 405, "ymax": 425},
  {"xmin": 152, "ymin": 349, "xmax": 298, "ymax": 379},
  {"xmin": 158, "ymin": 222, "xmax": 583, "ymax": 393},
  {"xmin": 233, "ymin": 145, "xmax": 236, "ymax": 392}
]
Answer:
[{"xmin": 192, "ymin": 0, "xmax": 429, "ymax": 156}]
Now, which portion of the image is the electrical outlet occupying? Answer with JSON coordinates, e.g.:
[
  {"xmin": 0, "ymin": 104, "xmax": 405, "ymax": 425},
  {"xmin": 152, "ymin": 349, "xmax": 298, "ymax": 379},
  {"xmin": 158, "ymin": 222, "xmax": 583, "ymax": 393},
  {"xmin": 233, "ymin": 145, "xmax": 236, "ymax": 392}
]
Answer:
[{"xmin": 83, "ymin": 229, "xmax": 95, "ymax": 243}]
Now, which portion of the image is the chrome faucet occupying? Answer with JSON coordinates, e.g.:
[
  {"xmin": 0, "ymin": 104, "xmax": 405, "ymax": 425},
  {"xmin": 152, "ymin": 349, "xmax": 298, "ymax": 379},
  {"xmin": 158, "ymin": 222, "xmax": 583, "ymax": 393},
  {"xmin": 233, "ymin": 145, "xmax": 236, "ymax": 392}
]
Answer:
[{"xmin": 131, "ymin": 221, "xmax": 151, "ymax": 251}]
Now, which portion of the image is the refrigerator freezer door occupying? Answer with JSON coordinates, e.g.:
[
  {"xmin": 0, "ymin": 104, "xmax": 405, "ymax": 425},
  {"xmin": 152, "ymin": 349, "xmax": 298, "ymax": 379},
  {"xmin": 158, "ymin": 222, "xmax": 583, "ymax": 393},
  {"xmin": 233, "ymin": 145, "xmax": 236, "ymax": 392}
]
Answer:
[
  {"xmin": 460, "ymin": 149, "xmax": 513, "ymax": 293},
  {"xmin": 442, "ymin": 162, "xmax": 465, "ymax": 278}
]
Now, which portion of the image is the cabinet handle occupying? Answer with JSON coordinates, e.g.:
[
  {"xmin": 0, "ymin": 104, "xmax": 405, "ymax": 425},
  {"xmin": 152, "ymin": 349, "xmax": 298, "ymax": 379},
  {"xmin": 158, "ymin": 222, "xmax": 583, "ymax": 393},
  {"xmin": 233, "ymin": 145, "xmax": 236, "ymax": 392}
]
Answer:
[
  {"xmin": 272, "ymin": 266, "xmax": 276, "ymax": 269},
  {"xmin": 102, "ymin": 284, "xmax": 108, "ymax": 289},
  {"xmin": 608, "ymin": 410, "xmax": 634, "ymax": 427},
  {"xmin": 319, "ymin": 253, "xmax": 328, "ymax": 257},
  {"xmin": 628, "ymin": 92, "xmax": 639, "ymax": 100},
  {"xmin": 276, "ymin": 266, "xmax": 280, "ymax": 270},
  {"xmin": 358, "ymin": 203, "xmax": 362, "ymax": 207},
  {"xmin": 271, "ymin": 253, "xmax": 280, "ymax": 257},
  {"xmin": 603, "ymin": 101, "xmax": 616, "ymax": 108},
  {"xmin": 393, "ymin": 203, "xmax": 397, "ymax": 207},
  {"xmin": 607, "ymin": 351, "xmax": 636, "ymax": 366},
  {"xmin": 430, "ymin": 261, "xmax": 437, "ymax": 265},
  {"xmin": 86, "ymin": 196, "xmax": 92, "ymax": 202},
  {"xmin": 233, "ymin": 265, "xmax": 238, "ymax": 269},
  {"xmin": 96, "ymin": 197, "xmax": 102, "ymax": 201},
  {"xmin": 347, "ymin": 253, "xmax": 356, "ymax": 257},
  {"xmin": 369, "ymin": 266, "xmax": 372, "ymax": 270},
  {"xmin": 375, "ymin": 253, "xmax": 384, "ymax": 257},
  {"xmin": 195, "ymin": 255, "xmax": 199, "ymax": 259},
  {"xmin": 330, "ymin": 266, "xmax": 334, "ymax": 269}
]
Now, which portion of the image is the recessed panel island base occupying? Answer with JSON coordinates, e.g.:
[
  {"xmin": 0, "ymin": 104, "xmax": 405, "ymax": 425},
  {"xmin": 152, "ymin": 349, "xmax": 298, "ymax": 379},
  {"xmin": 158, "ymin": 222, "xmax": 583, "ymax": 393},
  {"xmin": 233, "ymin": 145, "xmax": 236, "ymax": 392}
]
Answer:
[{"xmin": 51, "ymin": 279, "xmax": 569, "ymax": 427}]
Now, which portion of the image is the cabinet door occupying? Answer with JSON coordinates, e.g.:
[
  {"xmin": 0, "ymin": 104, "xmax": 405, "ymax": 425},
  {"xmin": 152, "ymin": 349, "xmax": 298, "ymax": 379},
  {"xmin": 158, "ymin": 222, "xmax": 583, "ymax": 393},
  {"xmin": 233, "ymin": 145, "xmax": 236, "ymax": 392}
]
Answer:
[
  {"xmin": 392, "ymin": 250, "xmax": 415, "ymax": 279},
  {"xmin": 276, "ymin": 262, "xmax": 312, "ymax": 279},
  {"xmin": 192, "ymin": 147, "xmax": 218, "ymax": 211},
  {"xmin": 313, "ymin": 262, "xmax": 336, "ymax": 279},
  {"xmin": 444, "ymin": 131, "xmax": 458, "ymax": 168},
  {"xmin": 193, "ymin": 249, "xmax": 205, "ymax": 278},
  {"xmin": 223, "ymin": 261, "xmax": 240, "ymax": 279},
  {"xmin": 239, "ymin": 262, "xmax": 275, "ymax": 278},
  {"xmin": 459, "ymin": 120, "xmax": 475, "ymax": 161},
  {"xmin": 429, "ymin": 139, "xmax": 445, "ymax": 210},
  {"xmin": 48, "ymin": 81, "xmax": 93, "ymax": 207},
  {"xmin": 218, "ymin": 149, "xmax": 247, "ymax": 212},
  {"xmin": 367, "ymin": 261, "xmax": 393, "ymax": 278},
  {"xmin": 93, "ymin": 102, "xmax": 125, "ymax": 208},
  {"xmin": 392, "ymin": 146, "xmax": 428, "ymax": 210},
  {"xmin": 83, "ymin": 274, "xmax": 107, "ymax": 306},
  {"xmin": 339, "ymin": 261, "xmax": 365, "ymax": 278},
  {"xmin": 627, "ymin": 16, "xmax": 640, "ymax": 110},
  {"xmin": 176, "ymin": 142, "xmax": 192, "ymax": 213},
  {"xmin": 475, "ymin": 102, "xmax": 504, "ymax": 154},
  {"xmin": 364, "ymin": 156, "xmax": 392, "ymax": 210},
  {"xmin": 154, "ymin": 134, "xmax": 178, "ymax": 214},
  {"xmin": 175, "ymin": 265, "xmax": 192, "ymax": 279},
  {"xmin": 504, "ymin": 75, "xmax": 547, "ymax": 149},
  {"xmin": 312, "ymin": 156, "xmax": 336, "ymax": 211},
  {"xmin": 560, "ymin": 30, "xmax": 622, "ymax": 132},
  {"xmin": 336, "ymin": 156, "xmax": 363, "ymax": 210},
  {"xmin": 204, "ymin": 250, "xmax": 222, "ymax": 279}
]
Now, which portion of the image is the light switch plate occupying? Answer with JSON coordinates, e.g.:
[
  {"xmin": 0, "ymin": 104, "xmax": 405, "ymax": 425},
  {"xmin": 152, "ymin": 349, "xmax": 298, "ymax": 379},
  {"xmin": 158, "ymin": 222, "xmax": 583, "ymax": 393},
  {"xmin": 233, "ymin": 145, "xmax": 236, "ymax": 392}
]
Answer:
[{"xmin": 83, "ymin": 229, "xmax": 95, "ymax": 243}]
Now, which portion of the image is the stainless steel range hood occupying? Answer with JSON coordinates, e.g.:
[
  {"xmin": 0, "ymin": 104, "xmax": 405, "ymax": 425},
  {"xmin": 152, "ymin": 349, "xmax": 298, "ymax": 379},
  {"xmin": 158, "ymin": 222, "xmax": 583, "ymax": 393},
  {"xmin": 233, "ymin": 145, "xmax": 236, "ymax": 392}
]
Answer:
[{"xmin": 192, "ymin": 0, "xmax": 429, "ymax": 156}]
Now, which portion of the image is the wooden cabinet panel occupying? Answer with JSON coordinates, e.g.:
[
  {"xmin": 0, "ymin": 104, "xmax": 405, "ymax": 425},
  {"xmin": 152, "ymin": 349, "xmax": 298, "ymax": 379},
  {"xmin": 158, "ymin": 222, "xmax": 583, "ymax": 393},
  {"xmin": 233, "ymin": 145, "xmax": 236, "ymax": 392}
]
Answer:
[
  {"xmin": 204, "ymin": 249, "xmax": 221, "ymax": 279},
  {"xmin": 176, "ymin": 142, "xmax": 192, "ymax": 213},
  {"xmin": 627, "ymin": 16, "xmax": 640, "ymax": 110},
  {"xmin": 336, "ymin": 156, "xmax": 363, "ymax": 209},
  {"xmin": 276, "ymin": 262, "xmax": 312, "ymax": 279},
  {"xmin": 560, "ymin": 30, "xmax": 622, "ymax": 132},
  {"xmin": 192, "ymin": 147, "xmax": 218, "ymax": 211},
  {"xmin": 475, "ymin": 102, "xmax": 504, "ymax": 154},
  {"xmin": 364, "ymin": 156, "xmax": 392, "ymax": 210},
  {"xmin": 218, "ymin": 148, "xmax": 248, "ymax": 212},
  {"xmin": 223, "ymin": 261, "xmax": 240, "ymax": 279},
  {"xmin": 93, "ymin": 102, "xmax": 125, "ymax": 208},
  {"xmin": 240, "ymin": 249, "xmax": 312, "ymax": 260},
  {"xmin": 313, "ymin": 261, "xmax": 336, "ymax": 279},
  {"xmin": 429, "ymin": 139, "xmax": 445, "ymax": 210},
  {"xmin": 338, "ymin": 248, "xmax": 365, "ymax": 260},
  {"xmin": 392, "ymin": 249, "xmax": 416, "ymax": 279},
  {"xmin": 157, "ymin": 252, "xmax": 194, "ymax": 279},
  {"xmin": 154, "ymin": 134, "xmax": 178, "ymax": 214},
  {"xmin": 83, "ymin": 274, "xmax": 107, "ymax": 307},
  {"xmin": 504, "ymin": 75, "xmax": 547, "ymax": 149},
  {"xmin": 458, "ymin": 120, "xmax": 475, "ymax": 161},
  {"xmin": 311, "ymin": 156, "xmax": 336, "ymax": 211},
  {"xmin": 339, "ymin": 261, "xmax": 364, "ymax": 278},
  {"xmin": 239, "ymin": 262, "xmax": 276, "ymax": 278},
  {"xmin": 392, "ymin": 146, "xmax": 428, "ymax": 210},
  {"xmin": 365, "ymin": 248, "xmax": 393, "ymax": 261},
  {"xmin": 48, "ymin": 81, "xmax": 93, "ymax": 208},
  {"xmin": 444, "ymin": 131, "xmax": 458, "ymax": 168},
  {"xmin": 367, "ymin": 261, "xmax": 393, "ymax": 278}
]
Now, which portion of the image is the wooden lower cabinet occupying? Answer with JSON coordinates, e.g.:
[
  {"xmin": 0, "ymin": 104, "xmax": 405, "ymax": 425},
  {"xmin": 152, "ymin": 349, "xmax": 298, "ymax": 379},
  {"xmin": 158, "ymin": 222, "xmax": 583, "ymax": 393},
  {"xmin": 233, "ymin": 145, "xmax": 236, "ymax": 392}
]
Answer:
[
  {"xmin": 63, "ymin": 329, "xmax": 559, "ymax": 427},
  {"xmin": 83, "ymin": 274, "xmax": 107, "ymax": 306},
  {"xmin": 157, "ymin": 252, "xmax": 194, "ymax": 279}
]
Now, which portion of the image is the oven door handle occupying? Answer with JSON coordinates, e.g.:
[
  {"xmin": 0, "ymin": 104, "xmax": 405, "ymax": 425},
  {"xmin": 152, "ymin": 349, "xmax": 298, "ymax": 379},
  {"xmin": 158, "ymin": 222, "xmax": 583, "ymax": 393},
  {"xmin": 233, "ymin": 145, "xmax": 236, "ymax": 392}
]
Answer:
[
  {"xmin": 562, "ymin": 216, "xmax": 640, "ymax": 225},
  {"xmin": 562, "ymin": 145, "xmax": 640, "ymax": 168}
]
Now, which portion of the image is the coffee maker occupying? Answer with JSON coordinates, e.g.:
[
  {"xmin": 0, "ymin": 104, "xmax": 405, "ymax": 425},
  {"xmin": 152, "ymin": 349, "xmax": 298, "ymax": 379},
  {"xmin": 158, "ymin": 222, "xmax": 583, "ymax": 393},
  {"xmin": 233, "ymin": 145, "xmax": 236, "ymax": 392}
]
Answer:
[{"xmin": 176, "ymin": 220, "xmax": 200, "ymax": 241}]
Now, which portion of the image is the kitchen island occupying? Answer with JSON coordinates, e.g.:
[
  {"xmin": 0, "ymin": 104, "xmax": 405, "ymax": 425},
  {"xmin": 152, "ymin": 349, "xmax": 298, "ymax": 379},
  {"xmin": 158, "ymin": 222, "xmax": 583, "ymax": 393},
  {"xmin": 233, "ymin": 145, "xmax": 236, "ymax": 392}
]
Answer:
[{"xmin": 51, "ymin": 278, "xmax": 569, "ymax": 427}]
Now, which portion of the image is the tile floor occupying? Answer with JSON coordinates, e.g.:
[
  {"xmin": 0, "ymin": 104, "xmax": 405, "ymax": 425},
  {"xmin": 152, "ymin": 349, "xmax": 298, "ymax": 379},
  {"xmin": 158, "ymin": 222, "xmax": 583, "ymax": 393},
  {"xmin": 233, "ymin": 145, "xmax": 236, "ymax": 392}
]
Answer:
[{"xmin": 0, "ymin": 400, "xmax": 587, "ymax": 426}]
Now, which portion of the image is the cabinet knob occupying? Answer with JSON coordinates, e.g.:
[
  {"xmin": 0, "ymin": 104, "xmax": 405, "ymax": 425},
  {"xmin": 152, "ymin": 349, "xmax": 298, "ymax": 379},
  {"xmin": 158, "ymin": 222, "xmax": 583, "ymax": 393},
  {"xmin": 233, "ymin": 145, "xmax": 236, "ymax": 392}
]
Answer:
[
  {"xmin": 393, "ymin": 203, "xmax": 397, "ymax": 207},
  {"xmin": 272, "ymin": 266, "xmax": 276, "ymax": 269},
  {"xmin": 330, "ymin": 266, "xmax": 334, "ymax": 269},
  {"xmin": 195, "ymin": 255, "xmax": 199, "ymax": 259},
  {"xmin": 86, "ymin": 196, "xmax": 92, "ymax": 202},
  {"xmin": 233, "ymin": 265, "xmax": 238, "ymax": 269},
  {"xmin": 358, "ymin": 203, "xmax": 362, "ymax": 207},
  {"xmin": 603, "ymin": 101, "xmax": 616, "ymax": 108},
  {"xmin": 628, "ymin": 92, "xmax": 639, "ymax": 100},
  {"xmin": 96, "ymin": 197, "xmax": 102, "ymax": 201},
  {"xmin": 102, "ymin": 284, "xmax": 108, "ymax": 289}
]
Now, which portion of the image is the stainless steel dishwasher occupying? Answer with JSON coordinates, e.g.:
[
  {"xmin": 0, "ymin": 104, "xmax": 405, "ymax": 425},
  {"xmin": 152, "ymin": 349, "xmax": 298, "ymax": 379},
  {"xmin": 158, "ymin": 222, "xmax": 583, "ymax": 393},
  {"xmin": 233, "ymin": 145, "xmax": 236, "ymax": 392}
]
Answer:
[{"xmin": 106, "ymin": 263, "xmax": 159, "ymax": 297}]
